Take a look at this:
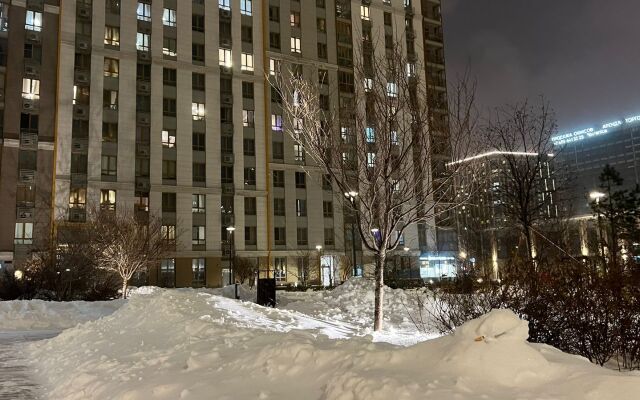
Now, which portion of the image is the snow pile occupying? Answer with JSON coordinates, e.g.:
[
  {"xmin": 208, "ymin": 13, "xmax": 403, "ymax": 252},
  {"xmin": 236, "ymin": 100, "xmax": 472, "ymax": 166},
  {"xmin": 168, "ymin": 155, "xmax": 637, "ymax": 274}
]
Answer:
[
  {"xmin": 280, "ymin": 278, "xmax": 436, "ymax": 343},
  {"xmin": 215, "ymin": 283, "xmax": 257, "ymax": 302},
  {"xmin": 28, "ymin": 289, "xmax": 640, "ymax": 400},
  {"xmin": 0, "ymin": 299, "xmax": 123, "ymax": 331}
]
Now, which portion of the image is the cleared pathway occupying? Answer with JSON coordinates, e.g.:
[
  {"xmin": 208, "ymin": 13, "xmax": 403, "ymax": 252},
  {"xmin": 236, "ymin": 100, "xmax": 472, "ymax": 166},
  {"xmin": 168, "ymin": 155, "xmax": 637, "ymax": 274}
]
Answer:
[{"xmin": 0, "ymin": 331, "xmax": 57, "ymax": 400}]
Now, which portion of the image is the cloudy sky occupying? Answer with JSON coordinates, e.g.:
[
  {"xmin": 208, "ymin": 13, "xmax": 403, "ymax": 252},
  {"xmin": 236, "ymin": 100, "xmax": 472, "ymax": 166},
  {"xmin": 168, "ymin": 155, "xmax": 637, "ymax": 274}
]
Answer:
[{"xmin": 442, "ymin": 0, "xmax": 640, "ymax": 133}]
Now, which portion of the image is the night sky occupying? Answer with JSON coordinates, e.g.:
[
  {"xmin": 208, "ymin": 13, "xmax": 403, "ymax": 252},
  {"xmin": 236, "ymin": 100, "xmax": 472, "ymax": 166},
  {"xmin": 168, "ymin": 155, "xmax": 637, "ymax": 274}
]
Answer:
[{"xmin": 442, "ymin": 0, "xmax": 640, "ymax": 133}]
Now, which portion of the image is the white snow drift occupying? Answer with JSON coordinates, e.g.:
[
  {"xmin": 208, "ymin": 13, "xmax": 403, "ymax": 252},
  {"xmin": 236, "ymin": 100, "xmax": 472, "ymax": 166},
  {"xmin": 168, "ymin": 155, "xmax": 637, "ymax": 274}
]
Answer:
[
  {"xmin": 27, "ymin": 288, "xmax": 640, "ymax": 400},
  {"xmin": 0, "ymin": 299, "xmax": 123, "ymax": 331}
]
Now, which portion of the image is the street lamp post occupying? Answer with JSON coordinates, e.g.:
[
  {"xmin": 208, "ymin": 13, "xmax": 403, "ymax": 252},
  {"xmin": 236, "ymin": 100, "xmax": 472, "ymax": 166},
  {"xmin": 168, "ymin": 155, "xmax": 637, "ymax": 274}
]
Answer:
[
  {"xmin": 316, "ymin": 244, "xmax": 323, "ymax": 285},
  {"xmin": 590, "ymin": 191, "xmax": 606, "ymax": 259},
  {"xmin": 344, "ymin": 191, "xmax": 359, "ymax": 277},
  {"xmin": 226, "ymin": 226, "xmax": 237, "ymax": 299}
]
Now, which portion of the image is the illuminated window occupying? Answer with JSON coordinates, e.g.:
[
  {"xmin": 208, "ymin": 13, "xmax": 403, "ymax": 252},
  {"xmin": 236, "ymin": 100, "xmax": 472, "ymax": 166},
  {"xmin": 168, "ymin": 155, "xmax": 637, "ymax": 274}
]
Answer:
[
  {"xmin": 104, "ymin": 26, "xmax": 120, "ymax": 46},
  {"xmin": 365, "ymin": 127, "xmax": 375, "ymax": 143},
  {"xmin": 367, "ymin": 152, "xmax": 376, "ymax": 167},
  {"xmin": 269, "ymin": 58, "xmax": 281, "ymax": 76},
  {"xmin": 163, "ymin": 8, "xmax": 176, "ymax": 26},
  {"xmin": 364, "ymin": 78, "xmax": 373, "ymax": 92},
  {"xmin": 21, "ymin": 78, "xmax": 40, "ymax": 100},
  {"xmin": 192, "ymin": 103, "xmax": 205, "ymax": 120},
  {"xmin": 136, "ymin": 32, "xmax": 150, "ymax": 51},
  {"xmin": 241, "ymin": 53, "xmax": 254, "ymax": 72},
  {"xmin": 219, "ymin": 0, "xmax": 231, "ymax": 10},
  {"xmin": 192, "ymin": 226, "xmax": 206, "ymax": 245},
  {"xmin": 162, "ymin": 130, "xmax": 176, "ymax": 148},
  {"xmin": 162, "ymin": 225, "xmax": 176, "ymax": 241},
  {"xmin": 104, "ymin": 58, "xmax": 119, "ymax": 77},
  {"xmin": 163, "ymin": 38, "xmax": 177, "ymax": 56},
  {"xmin": 360, "ymin": 5, "xmax": 370, "ymax": 20},
  {"xmin": 290, "ymin": 37, "xmax": 301, "ymax": 53},
  {"xmin": 290, "ymin": 11, "xmax": 300, "ymax": 27},
  {"xmin": 137, "ymin": 2, "xmax": 151, "ymax": 21},
  {"xmin": 100, "ymin": 189, "xmax": 117, "ymax": 210},
  {"xmin": 14, "ymin": 222, "xmax": 33, "ymax": 245},
  {"xmin": 25, "ymin": 10, "xmax": 42, "ymax": 31},
  {"xmin": 192, "ymin": 258, "xmax": 205, "ymax": 285},
  {"xmin": 406, "ymin": 63, "xmax": 416, "ymax": 77},
  {"xmin": 387, "ymin": 82, "xmax": 398, "ymax": 97},
  {"xmin": 294, "ymin": 144, "xmax": 305, "ymax": 162},
  {"xmin": 271, "ymin": 114, "xmax": 283, "ymax": 131},
  {"xmin": 219, "ymin": 48, "xmax": 232, "ymax": 67},
  {"xmin": 241, "ymin": 0, "xmax": 252, "ymax": 16},
  {"xmin": 243, "ymin": 110, "xmax": 255, "ymax": 127},
  {"xmin": 69, "ymin": 188, "xmax": 87, "ymax": 209}
]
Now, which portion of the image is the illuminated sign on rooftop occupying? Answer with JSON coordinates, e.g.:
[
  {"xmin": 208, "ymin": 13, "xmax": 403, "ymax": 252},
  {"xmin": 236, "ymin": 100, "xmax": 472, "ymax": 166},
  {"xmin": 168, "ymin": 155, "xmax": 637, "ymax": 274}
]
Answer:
[{"xmin": 552, "ymin": 113, "xmax": 640, "ymax": 145}]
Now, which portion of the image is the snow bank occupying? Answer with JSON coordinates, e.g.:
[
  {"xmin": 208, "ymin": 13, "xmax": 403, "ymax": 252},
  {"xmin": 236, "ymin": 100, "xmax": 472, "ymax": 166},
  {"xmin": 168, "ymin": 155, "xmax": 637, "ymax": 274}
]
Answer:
[
  {"xmin": 280, "ymin": 278, "xmax": 436, "ymax": 344},
  {"xmin": 0, "ymin": 299, "xmax": 123, "ymax": 331},
  {"xmin": 28, "ymin": 289, "xmax": 640, "ymax": 400}
]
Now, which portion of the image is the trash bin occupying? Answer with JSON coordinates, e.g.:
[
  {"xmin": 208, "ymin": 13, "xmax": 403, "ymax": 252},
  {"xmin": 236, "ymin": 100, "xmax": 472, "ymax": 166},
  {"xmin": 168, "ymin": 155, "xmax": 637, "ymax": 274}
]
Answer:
[{"xmin": 257, "ymin": 278, "xmax": 276, "ymax": 307}]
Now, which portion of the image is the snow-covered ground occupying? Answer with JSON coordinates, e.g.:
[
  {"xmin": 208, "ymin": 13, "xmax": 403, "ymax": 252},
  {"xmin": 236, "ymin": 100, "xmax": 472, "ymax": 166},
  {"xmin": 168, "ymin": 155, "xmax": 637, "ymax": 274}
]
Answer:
[
  {"xmin": 0, "ymin": 299, "xmax": 123, "ymax": 331},
  {"xmin": 10, "ymin": 283, "xmax": 637, "ymax": 400}
]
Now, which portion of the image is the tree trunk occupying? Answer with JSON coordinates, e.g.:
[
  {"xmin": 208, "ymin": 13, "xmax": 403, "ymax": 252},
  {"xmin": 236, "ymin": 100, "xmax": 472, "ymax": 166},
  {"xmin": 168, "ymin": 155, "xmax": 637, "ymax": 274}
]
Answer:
[
  {"xmin": 373, "ymin": 251, "xmax": 386, "ymax": 331},
  {"xmin": 122, "ymin": 279, "xmax": 128, "ymax": 299}
]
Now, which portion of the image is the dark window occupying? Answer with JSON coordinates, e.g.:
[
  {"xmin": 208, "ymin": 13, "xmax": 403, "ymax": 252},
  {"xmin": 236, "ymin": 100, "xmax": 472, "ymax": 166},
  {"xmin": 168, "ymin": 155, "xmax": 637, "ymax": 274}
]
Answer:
[
  {"xmin": 193, "ymin": 163, "xmax": 206, "ymax": 182},
  {"xmin": 269, "ymin": 6, "xmax": 279, "ymax": 22},
  {"xmin": 163, "ymin": 98, "xmax": 177, "ymax": 117},
  {"xmin": 272, "ymin": 141, "xmax": 284, "ymax": 160},
  {"xmin": 244, "ymin": 197, "xmax": 257, "ymax": 215},
  {"xmin": 273, "ymin": 170, "xmax": 285, "ymax": 187},
  {"xmin": 221, "ymin": 135, "xmax": 233, "ymax": 153},
  {"xmin": 295, "ymin": 171, "xmax": 306, "ymax": 188},
  {"xmin": 274, "ymin": 227, "xmax": 286, "ymax": 245},
  {"xmin": 137, "ymin": 63, "xmax": 151, "ymax": 80},
  {"xmin": 244, "ymin": 167, "xmax": 256, "ymax": 186},
  {"xmin": 192, "ymin": 14, "xmax": 205, "ymax": 32},
  {"xmin": 243, "ymin": 138, "xmax": 255, "ymax": 156},
  {"xmin": 241, "ymin": 25, "xmax": 252, "ymax": 43},
  {"xmin": 221, "ymin": 166, "xmax": 234, "ymax": 184},
  {"xmin": 192, "ymin": 44, "xmax": 205, "ymax": 62},
  {"xmin": 192, "ymin": 73, "xmax": 205, "ymax": 91},
  {"xmin": 317, "ymin": 43, "xmax": 327, "ymax": 59},
  {"xmin": 163, "ymin": 68, "xmax": 176, "ymax": 86},
  {"xmin": 162, "ymin": 160, "xmax": 177, "ymax": 180},
  {"xmin": 273, "ymin": 198, "xmax": 285, "ymax": 216},
  {"xmin": 269, "ymin": 32, "xmax": 280, "ymax": 50},
  {"xmin": 245, "ymin": 226, "xmax": 257, "ymax": 245},
  {"xmin": 162, "ymin": 192, "xmax": 176, "ymax": 212},
  {"xmin": 297, "ymin": 228, "xmax": 308, "ymax": 245},
  {"xmin": 20, "ymin": 113, "xmax": 39, "ymax": 132},
  {"xmin": 242, "ymin": 81, "xmax": 254, "ymax": 99},
  {"xmin": 193, "ymin": 132, "xmax": 205, "ymax": 151}
]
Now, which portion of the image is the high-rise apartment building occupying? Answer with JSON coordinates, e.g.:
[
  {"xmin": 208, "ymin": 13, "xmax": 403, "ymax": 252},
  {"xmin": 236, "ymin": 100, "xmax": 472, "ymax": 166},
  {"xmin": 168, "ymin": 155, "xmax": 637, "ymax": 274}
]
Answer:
[
  {"xmin": 453, "ymin": 151, "xmax": 557, "ymax": 277},
  {"xmin": 0, "ymin": 0, "xmax": 450, "ymax": 287}
]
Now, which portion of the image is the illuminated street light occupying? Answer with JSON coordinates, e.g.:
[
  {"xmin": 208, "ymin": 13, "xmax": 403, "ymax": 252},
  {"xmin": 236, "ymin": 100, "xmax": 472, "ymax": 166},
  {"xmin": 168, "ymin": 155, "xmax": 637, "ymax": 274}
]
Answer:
[
  {"xmin": 403, "ymin": 247, "xmax": 410, "ymax": 252},
  {"xmin": 589, "ymin": 191, "xmax": 605, "ymax": 202},
  {"xmin": 315, "ymin": 245, "xmax": 322, "ymax": 251},
  {"xmin": 226, "ymin": 226, "xmax": 236, "ymax": 232}
]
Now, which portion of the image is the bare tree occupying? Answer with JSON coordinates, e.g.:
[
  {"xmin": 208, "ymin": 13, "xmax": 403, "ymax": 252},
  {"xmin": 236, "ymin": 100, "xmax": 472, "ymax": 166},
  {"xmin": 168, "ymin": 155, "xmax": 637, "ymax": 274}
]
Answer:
[
  {"xmin": 234, "ymin": 257, "xmax": 258, "ymax": 285},
  {"xmin": 88, "ymin": 210, "xmax": 171, "ymax": 299},
  {"xmin": 483, "ymin": 100, "xmax": 559, "ymax": 263},
  {"xmin": 272, "ymin": 38, "xmax": 477, "ymax": 330}
]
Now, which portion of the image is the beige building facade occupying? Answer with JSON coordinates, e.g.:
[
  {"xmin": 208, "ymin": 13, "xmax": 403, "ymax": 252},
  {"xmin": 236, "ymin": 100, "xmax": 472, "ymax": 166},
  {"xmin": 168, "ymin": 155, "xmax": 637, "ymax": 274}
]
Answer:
[{"xmin": 0, "ymin": 0, "xmax": 449, "ymax": 287}]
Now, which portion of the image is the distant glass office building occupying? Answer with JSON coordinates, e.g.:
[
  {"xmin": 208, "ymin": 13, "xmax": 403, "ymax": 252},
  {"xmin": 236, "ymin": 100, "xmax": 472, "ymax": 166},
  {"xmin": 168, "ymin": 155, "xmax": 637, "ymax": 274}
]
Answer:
[
  {"xmin": 553, "ymin": 113, "xmax": 640, "ymax": 258},
  {"xmin": 553, "ymin": 113, "xmax": 640, "ymax": 218}
]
